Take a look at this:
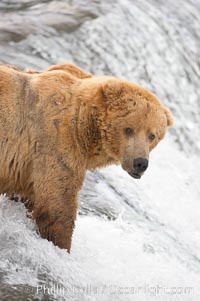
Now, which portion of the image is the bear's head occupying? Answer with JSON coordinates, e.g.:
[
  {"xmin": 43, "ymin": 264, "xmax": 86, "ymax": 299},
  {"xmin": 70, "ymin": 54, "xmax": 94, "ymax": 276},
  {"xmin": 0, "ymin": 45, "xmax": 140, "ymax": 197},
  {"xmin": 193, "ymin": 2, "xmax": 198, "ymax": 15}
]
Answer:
[{"xmin": 100, "ymin": 78, "xmax": 173, "ymax": 179}]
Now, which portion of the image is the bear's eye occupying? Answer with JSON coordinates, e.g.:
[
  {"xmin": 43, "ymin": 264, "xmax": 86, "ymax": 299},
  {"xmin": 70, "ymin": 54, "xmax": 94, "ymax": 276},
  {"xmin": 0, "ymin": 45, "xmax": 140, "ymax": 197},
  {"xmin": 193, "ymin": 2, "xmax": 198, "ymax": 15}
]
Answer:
[
  {"xmin": 124, "ymin": 128, "xmax": 134, "ymax": 136},
  {"xmin": 149, "ymin": 133, "xmax": 156, "ymax": 141}
]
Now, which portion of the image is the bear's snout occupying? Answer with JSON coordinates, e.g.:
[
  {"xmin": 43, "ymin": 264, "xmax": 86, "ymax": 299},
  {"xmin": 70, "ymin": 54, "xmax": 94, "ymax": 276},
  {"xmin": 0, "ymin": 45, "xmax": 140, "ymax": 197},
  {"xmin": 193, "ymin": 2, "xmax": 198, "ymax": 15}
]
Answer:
[
  {"xmin": 134, "ymin": 157, "xmax": 149, "ymax": 173},
  {"xmin": 127, "ymin": 157, "xmax": 149, "ymax": 179}
]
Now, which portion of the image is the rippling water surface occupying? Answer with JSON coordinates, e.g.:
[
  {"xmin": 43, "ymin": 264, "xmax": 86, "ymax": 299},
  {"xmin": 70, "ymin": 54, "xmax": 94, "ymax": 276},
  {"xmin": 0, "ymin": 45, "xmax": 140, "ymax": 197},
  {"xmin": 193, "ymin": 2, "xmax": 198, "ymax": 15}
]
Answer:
[{"xmin": 0, "ymin": 1, "xmax": 200, "ymax": 300}]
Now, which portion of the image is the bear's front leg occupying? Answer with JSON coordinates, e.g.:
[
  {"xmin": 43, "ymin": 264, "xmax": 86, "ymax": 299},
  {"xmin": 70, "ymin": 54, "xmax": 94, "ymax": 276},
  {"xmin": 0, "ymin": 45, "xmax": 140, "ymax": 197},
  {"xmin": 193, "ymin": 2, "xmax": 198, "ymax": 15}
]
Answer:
[
  {"xmin": 32, "ymin": 158, "xmax": 83, "ymax": 252},
  {"xmin": 34, "ymin": 203, "xmax": 77, "ymax": 252},
  {"xmin": 33, "ymin": 196, "xmax": 77, "ymax": 252}
]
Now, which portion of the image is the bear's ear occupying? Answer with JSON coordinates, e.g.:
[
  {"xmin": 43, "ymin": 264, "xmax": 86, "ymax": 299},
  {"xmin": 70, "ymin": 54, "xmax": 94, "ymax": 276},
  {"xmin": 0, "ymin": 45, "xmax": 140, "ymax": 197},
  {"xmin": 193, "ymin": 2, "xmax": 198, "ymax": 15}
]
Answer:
[
  {"xmin": 102, "ymin": 80, "xmax": 124, "ymax": 109},
  {"xmin": 164, "ymin": 107, "xmax": 173, "ymax": 127}
]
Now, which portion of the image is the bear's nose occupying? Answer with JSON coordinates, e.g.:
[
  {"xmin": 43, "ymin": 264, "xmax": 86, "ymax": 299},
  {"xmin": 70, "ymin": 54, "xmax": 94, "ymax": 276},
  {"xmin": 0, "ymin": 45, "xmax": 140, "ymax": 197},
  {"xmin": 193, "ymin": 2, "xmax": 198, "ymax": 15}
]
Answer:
[{"xmin": 133, "ymin": 157, "xmax": 149, "ymax": 173}]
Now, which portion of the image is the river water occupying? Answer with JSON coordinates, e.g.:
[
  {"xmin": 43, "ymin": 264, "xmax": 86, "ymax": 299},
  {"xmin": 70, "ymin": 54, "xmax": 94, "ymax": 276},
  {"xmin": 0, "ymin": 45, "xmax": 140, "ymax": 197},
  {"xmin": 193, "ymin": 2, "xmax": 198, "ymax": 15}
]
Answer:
[{"xmin": 0, "ymin": 1, "xmax": 200, "ymax": 300}]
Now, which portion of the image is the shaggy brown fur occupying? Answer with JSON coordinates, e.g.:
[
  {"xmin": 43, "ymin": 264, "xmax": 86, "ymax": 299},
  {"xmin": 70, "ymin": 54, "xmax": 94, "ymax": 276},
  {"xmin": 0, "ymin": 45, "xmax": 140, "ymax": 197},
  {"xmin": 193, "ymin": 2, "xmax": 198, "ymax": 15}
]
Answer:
[{"xmin": 0, "ymin": 63, "xmax": 173, "ymax": 252}]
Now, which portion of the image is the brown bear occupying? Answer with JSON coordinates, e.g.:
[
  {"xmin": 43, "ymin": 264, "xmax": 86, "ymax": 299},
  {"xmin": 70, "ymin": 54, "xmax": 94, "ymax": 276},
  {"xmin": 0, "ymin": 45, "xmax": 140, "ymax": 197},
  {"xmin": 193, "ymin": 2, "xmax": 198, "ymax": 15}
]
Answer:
[{"xmin": 0, "ymin": 63, "xmax": 173, "ymax": 252}]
